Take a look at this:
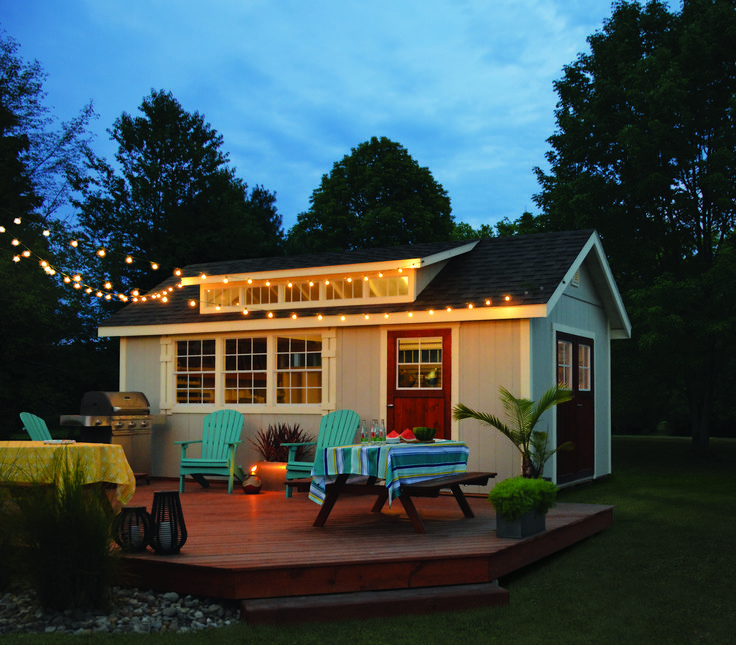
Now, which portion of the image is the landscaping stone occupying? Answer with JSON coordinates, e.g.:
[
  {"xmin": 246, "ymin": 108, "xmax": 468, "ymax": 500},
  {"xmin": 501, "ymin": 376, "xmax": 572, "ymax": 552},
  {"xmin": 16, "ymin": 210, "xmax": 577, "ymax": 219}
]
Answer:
[{"xmin": 0, "ymin": 584, "xmax": 240, "ymax": 635}]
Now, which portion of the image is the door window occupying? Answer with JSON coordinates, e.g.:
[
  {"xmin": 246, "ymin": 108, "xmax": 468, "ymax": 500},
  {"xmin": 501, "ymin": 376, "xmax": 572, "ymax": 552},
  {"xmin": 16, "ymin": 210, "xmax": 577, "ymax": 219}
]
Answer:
[
  {"xmin": 396, "ymin": 337, "xmax": 442, "ymax": 389},
  {"xmin": 557, "ymin": 340, "xmax": 573, "ymax": 390}
]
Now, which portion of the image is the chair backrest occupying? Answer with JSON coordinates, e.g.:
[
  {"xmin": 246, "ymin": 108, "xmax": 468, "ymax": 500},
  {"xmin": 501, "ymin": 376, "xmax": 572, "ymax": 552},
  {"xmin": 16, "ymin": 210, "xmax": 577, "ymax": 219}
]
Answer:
[
  {"xmin": 20, "ymin": 412, "xmax": 53, "ymax": 441},
  {"xmin": 315, "ymin": 410, "xmax": 360, "ymax": 450},
  {"xmin": 201, "ymin": 410, "xmax": 244, "ymax": 460}
]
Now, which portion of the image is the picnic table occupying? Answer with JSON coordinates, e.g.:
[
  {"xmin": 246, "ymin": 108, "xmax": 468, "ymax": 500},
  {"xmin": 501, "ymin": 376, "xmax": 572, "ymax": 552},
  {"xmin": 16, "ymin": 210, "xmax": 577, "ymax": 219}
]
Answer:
[{"xmin": 308, "ymin": 440, "xmax": 495, "ymax": 533}]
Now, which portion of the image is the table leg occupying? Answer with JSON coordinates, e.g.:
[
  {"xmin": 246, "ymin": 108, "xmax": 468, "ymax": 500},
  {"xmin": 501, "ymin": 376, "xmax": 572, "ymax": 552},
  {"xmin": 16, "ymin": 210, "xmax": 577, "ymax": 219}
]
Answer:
[
  {"xmin": 450, "ymin": 484, "xmax": 475, "ymax": 518},
  {"xmin": 397, "ymin": 494, "xmax": 426, "ymax": 534},
  {"xmin": 370, "ymin": 488, "xmax": 388, "ymax": 513},
  {"xmin": 312, "ymin": 474, "xmax": 349, "ymax": 527}
]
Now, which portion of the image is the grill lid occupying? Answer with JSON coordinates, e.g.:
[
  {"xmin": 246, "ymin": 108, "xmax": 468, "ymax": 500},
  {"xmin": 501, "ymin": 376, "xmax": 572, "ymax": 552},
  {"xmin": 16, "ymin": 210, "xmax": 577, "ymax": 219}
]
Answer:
[{"xmin": 80, "ymin": 391, "xmax": 151, "ymax": 416}]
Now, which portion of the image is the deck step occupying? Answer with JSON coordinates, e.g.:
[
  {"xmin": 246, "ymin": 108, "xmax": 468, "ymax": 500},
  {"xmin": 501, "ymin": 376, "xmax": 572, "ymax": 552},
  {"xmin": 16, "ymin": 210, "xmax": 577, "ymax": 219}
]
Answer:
[{"xmin": 240, "ymin": 582, "xmax": 509, "ymax": 624}]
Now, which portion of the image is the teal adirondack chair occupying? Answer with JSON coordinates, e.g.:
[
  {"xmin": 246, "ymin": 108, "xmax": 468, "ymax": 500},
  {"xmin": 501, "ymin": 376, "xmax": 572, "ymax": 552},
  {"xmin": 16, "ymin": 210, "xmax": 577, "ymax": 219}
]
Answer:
[
  {"xmin": 176, "ymin": 410, "xmax": 244, "ymax": 494},
  {"xmin": 19, "ymin": 412, "xmax": 53, "ymax": 441},
  {"xmin": 283, "ymin": 409, "xmax": 360, "ymax": 497}
]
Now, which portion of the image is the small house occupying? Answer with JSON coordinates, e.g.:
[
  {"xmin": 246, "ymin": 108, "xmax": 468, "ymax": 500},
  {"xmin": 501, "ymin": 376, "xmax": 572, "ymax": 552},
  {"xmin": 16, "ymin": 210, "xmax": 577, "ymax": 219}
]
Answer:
[{"xmin": 99, "ymin": 229, "xmax": 630, "ymax": 488}]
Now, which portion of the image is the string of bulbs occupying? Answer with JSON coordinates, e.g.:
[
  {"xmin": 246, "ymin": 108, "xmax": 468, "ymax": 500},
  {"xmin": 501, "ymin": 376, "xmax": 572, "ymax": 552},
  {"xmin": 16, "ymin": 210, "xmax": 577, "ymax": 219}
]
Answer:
[{"xmin": 0, "ymin": 216, "xmax": 179, "ymax": 303}]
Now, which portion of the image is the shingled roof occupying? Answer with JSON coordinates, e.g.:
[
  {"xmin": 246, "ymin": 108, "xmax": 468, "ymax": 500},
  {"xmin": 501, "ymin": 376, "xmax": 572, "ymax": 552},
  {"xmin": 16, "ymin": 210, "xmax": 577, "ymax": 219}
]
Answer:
[{"xmin": 99, "ymin": 229, "xmax": 603, "ymax": 333}]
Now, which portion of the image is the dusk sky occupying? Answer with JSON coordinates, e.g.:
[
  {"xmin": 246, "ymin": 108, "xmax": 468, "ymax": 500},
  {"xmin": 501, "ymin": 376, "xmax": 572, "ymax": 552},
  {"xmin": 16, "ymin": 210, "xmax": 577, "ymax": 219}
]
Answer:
[{"xmin": 1, "ymin": 1, "xmax": 677, "ymax": 233}]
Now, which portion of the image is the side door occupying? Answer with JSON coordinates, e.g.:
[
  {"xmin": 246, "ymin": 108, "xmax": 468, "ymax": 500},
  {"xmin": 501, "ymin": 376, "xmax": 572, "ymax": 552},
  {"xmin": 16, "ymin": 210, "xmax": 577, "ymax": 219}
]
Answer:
[
  {"xmin": 387, "ymin": 329, "xmax": 451, "ymax": 438},
  {"xmin": 556, "ymin": 332, "xmax": 595, "ymax": 484}
]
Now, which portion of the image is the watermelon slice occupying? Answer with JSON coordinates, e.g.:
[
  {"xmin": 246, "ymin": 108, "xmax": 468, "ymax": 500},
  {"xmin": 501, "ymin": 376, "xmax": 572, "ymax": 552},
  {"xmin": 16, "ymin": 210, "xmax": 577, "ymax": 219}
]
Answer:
[
  {"xmin": 400, "ymin": 429, "xmax": 418, "ymax": 443},
  {"xmin": 387, "ymin": 430, "xmax": 400, "ymax": 438}
]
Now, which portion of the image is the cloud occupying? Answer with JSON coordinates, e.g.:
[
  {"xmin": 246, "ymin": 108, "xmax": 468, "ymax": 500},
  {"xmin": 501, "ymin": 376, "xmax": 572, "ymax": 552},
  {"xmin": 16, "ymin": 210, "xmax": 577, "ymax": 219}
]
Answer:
[{"xmin": 4, "ymin": 0, "xmax": 645, "ymax": 232}]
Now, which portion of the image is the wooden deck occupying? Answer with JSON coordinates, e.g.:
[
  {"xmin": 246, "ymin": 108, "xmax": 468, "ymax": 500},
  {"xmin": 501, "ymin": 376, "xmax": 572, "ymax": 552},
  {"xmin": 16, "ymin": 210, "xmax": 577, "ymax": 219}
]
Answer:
[{"xmin": 118, "ymin": 480, "xmax": 613, "ymax": 623}]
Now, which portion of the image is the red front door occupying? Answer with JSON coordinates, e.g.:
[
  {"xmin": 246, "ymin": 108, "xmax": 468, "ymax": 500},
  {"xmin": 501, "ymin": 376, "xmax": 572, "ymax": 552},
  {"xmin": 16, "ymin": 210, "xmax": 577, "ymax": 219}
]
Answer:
[
  {"xmin": 387, "ymin": 329, "xmax": 451, "ymax": 438},
  {"xmin": 556, "ymin": 332, "xmax": 595, "ymax": 484}
]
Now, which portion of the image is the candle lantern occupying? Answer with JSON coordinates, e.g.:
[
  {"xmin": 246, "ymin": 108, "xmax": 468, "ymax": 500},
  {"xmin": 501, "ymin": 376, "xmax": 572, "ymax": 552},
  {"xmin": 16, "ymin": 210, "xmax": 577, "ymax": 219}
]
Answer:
[
  {"xmin": 113, "ymin": 506, "xmax": 152, "ymax": 553},
  {"xmin": 150, "ymin": 490, "xmax": 187, "ymax": 555}
]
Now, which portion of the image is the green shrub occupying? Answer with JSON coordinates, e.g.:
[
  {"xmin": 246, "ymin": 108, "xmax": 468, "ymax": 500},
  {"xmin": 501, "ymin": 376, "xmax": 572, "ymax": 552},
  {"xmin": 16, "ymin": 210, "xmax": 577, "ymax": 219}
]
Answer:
[
  {"xmin": 487, "ymin": 476, "xmax": 558, "ymax": 521},
  {"xmin": 14, "ymin": 451, "xmax": 121, "ymax": 612},
  {"xmin": 0, "ymin": 485, "xmax": 23, "ymax": 591},
  {"xmin": 249, "ymin": 423, "xmax": 313, "ymax": 462}
]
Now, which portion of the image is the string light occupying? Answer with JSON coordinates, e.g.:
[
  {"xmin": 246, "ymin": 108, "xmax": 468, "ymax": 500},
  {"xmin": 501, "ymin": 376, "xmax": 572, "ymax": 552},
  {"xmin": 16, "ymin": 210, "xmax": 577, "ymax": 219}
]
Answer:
[{"xmin": 4, "ymin": 220, "xmax": 519, "ymax": 317}]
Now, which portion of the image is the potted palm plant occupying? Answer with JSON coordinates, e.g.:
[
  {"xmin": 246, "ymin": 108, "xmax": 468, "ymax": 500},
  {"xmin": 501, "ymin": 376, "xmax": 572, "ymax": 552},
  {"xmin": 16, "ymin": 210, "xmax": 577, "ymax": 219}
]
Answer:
[
  {"xmin": 452, "ymin": 385, "xmax": 573, "ymax": 479},
  {"xmin": 487, "ymin": 476, "xmax": 558, "ymax": 538}
]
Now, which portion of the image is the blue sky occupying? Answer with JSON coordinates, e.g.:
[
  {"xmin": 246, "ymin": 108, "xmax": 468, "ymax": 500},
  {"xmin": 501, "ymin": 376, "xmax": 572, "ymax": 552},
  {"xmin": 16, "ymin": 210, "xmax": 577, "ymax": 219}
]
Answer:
[{"xmin": 1, "ymin": 1, "xmax": 675, "ymax": 233}]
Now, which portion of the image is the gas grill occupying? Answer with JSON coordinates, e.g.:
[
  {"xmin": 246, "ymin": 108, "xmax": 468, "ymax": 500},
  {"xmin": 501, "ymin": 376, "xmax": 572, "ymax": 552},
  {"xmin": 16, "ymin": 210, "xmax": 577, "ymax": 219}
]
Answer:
[{"xmin": 60, "ymin": 391, "xmax": 159, "ymax": 478}]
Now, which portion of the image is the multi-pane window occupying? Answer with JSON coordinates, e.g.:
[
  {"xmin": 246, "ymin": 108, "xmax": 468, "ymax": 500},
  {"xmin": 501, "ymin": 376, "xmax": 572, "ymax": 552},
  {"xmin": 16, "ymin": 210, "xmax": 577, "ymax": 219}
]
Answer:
[
  {"xmin": 224, "ymin": 338, "xmax": 267, "ymax": 404},
  {"xmin": 276, "ymin": 336, "xmax": 323, "ymax": 404},
  {"xmin": 578, "ymin": 344, "xmax": 592, "ymax": 391},
  {"xmin": 368, "ymin": 276, "xmax": 410, "ymax": 298},
  {"xmin": 205, "ymin": 287, "xmax": 240, "ymax": 308},
  {"xmin": 557, "ymin": 340, "xmax": 573, "ymax": 390},
  {"xmin": 175, "ymin": 336, "xmax": 323, "ymax": 406},
  {"xmin": 175, "ymin": 340, "xmax": 216, "ymax": 403},
  {"xmin": 325, "ymin": 279, "xmax": 361, "ymax": 300},
  {"xmin": 396, "ymin": 337, "xmax": 442, "ymax": 389},
  {"xmin": 284, "ymin": 281, "xmax": 320, "ymax": 303},
  {"xmin": 245, "ymin": 285, "xmax": 278, "ymax": 306}
]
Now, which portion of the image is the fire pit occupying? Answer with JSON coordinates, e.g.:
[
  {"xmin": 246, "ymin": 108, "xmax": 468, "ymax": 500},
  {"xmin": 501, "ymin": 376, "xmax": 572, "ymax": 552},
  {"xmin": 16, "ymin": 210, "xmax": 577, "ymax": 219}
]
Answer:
[{"xmin": 60, "ymin": 391, "xmax": 160, "ymax": 479}]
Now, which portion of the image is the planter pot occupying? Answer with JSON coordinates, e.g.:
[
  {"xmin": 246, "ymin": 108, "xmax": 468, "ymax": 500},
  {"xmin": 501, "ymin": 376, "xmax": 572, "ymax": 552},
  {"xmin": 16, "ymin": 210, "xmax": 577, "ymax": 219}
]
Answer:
[
  {"xmin": 252, "ymin": 461, "xmax": 287, "ymax": 492},
  {"xmin": 496, "ymin": 510, "xmax": 546, "ymax": 539}
]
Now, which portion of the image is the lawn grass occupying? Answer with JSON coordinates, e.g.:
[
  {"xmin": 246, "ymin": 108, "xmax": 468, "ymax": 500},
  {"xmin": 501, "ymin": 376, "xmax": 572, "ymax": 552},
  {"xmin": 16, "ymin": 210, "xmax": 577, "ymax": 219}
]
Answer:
[{"xmin": 6, "ymin": 437, "xmax": 736, "ymax": 644}]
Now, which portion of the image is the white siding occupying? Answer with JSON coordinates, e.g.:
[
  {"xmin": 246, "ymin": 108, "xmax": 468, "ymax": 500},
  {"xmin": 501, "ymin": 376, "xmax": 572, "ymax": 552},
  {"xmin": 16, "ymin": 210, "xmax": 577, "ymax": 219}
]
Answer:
[
  {"xmin": 455, "ymin": 320, "xmax": 527, "ymax": 488},
  {"xmin": 532, "ymin": 259, "xmax": 613, "ymax": 483}
]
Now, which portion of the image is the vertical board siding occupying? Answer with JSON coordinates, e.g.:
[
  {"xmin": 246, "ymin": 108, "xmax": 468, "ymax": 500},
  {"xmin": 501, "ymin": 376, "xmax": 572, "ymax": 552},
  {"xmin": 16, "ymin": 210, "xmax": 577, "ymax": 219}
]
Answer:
[{"xmin": 457, "ymin": 320, "xmax": 524, "ymax": 486}]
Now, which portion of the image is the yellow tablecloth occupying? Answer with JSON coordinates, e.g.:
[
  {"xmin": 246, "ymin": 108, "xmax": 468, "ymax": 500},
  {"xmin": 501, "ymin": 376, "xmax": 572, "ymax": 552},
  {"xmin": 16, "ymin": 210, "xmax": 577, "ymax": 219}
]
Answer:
[{"xmin": 0, "ymin": 441, "xmax": 136, "ymax": 504}]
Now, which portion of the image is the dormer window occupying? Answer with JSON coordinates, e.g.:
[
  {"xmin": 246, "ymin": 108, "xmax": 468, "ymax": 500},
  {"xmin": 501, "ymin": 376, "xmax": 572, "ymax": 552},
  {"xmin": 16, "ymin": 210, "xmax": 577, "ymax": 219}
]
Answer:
[{"xmin": 198, "ymin": 272, "xmax": 414, "ymax": 313}]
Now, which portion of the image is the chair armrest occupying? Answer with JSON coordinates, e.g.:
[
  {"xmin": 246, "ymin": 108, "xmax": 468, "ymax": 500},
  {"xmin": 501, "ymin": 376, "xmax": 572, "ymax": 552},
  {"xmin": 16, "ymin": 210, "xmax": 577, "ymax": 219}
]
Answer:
[
  {"xmin": 175, "ymin": 439, "xmax": 202, "ymax": 459},
  {"xmin": 283, "ymin": 441, "xmax": 317, "ymax": 465}
]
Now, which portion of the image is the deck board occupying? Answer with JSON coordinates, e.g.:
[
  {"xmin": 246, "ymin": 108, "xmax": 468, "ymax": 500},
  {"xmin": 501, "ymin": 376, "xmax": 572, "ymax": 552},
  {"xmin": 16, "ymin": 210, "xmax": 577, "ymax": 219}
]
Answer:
[{"xmin": 118, "ymin": 479, "xmax": 612, "ymax": 615}]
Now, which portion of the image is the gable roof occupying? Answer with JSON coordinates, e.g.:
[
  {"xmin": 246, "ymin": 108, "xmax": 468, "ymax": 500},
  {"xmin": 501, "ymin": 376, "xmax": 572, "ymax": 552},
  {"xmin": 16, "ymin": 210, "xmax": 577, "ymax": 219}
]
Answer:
[{"xmin": 98, "ymin": 229, "xmax": 630, "ymax": 338}]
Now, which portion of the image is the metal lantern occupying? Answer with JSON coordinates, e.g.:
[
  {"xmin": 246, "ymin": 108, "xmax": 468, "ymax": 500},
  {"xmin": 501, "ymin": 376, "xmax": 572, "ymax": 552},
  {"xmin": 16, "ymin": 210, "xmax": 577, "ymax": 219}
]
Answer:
[
  {"xmin": 113, "ymin": 506, "xmax": 152, "ymax": 552},
  {"xmin": 150, "ymin": 490, "xmax": 187, "ymax": 555}
]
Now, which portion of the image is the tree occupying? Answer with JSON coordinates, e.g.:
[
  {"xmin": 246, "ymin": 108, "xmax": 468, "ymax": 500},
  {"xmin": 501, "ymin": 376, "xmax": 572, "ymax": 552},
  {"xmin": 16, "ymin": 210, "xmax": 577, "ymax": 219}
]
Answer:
[
  {"xmin": 286, "ymin": 136, "xmax": 453, "ymax": 253},
  {"xmin": 533, "ymin": 0, "xmax": 736, "ymax": 453},
  {"xmin": 75, "ymin": 89, "xmax": 284, "ymax": 300},
  {"xmin": 0, "ymin": 35, "xmax": 116, "ymax": 438},
  {"xmin": 0, "ymin": 32, "xmax": 97, "ymax": 223}
]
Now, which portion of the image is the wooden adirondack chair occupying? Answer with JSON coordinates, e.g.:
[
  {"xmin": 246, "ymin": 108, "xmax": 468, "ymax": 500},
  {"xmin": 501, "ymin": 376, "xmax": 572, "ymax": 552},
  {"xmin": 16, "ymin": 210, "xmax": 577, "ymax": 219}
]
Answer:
[
  {"xmin": 283, "ymin": 409, "xmax": 360, "ymax": 497},
  {"xmin": 176, "ymin": 410, "xmax": 244, "ymax": 494},
  {"xmin": 19, "ymin": 412, "xmax": 53, "ymax": 441}
]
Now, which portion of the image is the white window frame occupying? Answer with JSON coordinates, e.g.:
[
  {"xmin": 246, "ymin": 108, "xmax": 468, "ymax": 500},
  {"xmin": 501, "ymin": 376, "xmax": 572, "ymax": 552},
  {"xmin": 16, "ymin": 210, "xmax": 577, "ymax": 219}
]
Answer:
[
  {"xmin": 199, "ymin": 271, "xmax": 415, "ymax": 313},
  {"xmin": 171, "ymin": 332, "xmax": 327, "ymax": 413}
]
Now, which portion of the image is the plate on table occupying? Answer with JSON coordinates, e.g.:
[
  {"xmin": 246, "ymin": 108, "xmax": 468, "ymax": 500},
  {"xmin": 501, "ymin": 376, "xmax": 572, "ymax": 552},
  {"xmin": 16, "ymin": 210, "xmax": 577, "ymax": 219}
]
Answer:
[{"xmin": 43, "ymin": 439, "xmax": 75, "ymax": 445}]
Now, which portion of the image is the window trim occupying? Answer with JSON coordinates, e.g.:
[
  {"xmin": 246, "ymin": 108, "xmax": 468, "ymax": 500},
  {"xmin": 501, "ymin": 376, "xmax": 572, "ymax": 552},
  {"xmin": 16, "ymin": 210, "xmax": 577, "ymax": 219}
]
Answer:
[
  {"xmin": 170, "ymin": 332, "xmax": 326, "ymax": 413},
  {"xmin": 199, "ymin": 271, "xmax": 415, "ymax": 313}
]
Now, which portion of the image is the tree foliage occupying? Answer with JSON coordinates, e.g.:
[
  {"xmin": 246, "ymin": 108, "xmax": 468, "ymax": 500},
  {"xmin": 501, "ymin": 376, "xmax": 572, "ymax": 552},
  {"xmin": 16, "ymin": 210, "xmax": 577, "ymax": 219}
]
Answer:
[
  {"xmin": 0, "ymin": 33, "xmax": 117, "ymax": 439},
  {"xmin": 534, "ymin": 0, "xmax": 736, "ymax": 452},
  {"xmin": 75, "ymin": 89, "xmax": 284, "ymax": 299},
  {"xmin": 287, "ymin": 136, "xmax": 453, "ymax": 253}
]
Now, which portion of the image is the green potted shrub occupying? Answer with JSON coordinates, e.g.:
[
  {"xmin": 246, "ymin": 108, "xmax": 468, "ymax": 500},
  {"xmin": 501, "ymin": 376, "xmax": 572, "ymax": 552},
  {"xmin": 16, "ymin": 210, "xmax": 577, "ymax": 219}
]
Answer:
[
  {"xmin": 247, "ymin": 424, "xmax": 313, "ymax": 491},
  {"xmin": 488, "ymin": 476, "xmax": 558, "ymax": 538},
  {"xmin": 453, "ymin": 385, "xmax": 573, "ymax": 479}
]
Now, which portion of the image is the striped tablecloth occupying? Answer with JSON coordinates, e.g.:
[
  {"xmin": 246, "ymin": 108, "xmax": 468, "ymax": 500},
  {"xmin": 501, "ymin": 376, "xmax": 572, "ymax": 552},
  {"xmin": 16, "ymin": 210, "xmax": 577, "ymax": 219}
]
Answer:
[
  {"xmin": 0, "ymin": 441, "xmax": 136, "ymax": 504},
  {"xmin": 309, "ymin": 440, "xmax": 470, "ymax": 506}
]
